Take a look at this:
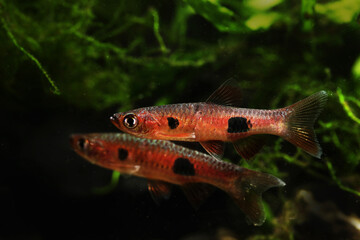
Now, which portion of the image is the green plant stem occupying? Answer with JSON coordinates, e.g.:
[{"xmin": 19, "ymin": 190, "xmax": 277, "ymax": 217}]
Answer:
[
  {"xmin": 337, "ymin": 87, "xmax": 360, "ymax": 124},
  {"xmin": 325, "ymin": 159, "xmax": 360, "ymax": 197},
  {"xmin": 1, "ymin": 16, "xmax": 60, "ymax": 95},
  {"xmin": 92, "ymin": 171, "xmax": 121, "ymax": 195},
  {"xmin": 150, "ymin": 8, "xmax": 169, "ymax": 54}
]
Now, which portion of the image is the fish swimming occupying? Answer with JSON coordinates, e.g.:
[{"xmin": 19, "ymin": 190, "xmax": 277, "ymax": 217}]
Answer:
[
  {"xmin": 110, "ymin": 79, "xmax": 328, "ymax": 160},
  {"xmin": 70, "ymin": 133, "xmax": 285, "ymax": 226}
]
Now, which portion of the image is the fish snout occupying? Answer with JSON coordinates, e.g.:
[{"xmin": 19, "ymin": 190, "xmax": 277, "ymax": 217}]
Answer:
[
  {"xmin": 70, "ymin": 134, "xmax": 84, "ymax": 151},
  {"xmin": 110, "ymin": 113, "xmax": 120, "ymax": 126},
  {"xmin": 70, "ymin": 134, "xmax": 77, "ymax": 149}
]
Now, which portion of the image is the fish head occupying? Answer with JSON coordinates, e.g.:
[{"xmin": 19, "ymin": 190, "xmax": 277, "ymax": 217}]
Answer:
[
  {"xmin": 70, "ymin": 133, "xmax": 142, "ymax": 174},
  {"xmin": 110, "ymin": 109, "xmax": 160, "ymax": 138},
  {"xmin": 70, "ymin": 133, "xmax": 111, "ymax": 165}
]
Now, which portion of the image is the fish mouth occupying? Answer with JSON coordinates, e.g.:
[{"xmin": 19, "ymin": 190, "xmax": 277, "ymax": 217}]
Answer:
[
  {"xmin": 69, "ymin": 134, "xmax": 78, "ymax": 149},
  {"xmin": 110, "ymin": 114, "xmax": 120, "ymax": 126},
  {"xmin": 70, "ymin": 134, "xmax": 86, "ymax": 156},
  {"xmin": 69, "ymin": 134, "xmax": 84, "ymax": 157}
]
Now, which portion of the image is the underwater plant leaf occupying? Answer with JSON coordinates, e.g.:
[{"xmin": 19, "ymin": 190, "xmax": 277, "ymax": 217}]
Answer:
[
  {"xmin": 352, "ymin": 56, "xmax": 360, "ymax": 80},
  {"xmin": 245, "ymin": 12, "xmax": 281, "ymax": 30},
  {"xmin": 315, "ymin": 0, "xmax": 360, "ymax": 23},
  {"xmin": 301, "ymin": 0, "xmax": 316, "ymax": 31},
  {"xmin": 183, "ymin": 0, "xmax": 248, "ymax": 33},
  {"xmin": 244, "ymin": 0, "xmax": 283, "ymax": 11},
  {"xmin": 169, "ymin": 4, "xmax": 194, "ymax": 46}
]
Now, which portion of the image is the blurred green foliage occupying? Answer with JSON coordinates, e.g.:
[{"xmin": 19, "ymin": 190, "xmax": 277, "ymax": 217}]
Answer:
[{"xmin": 1, "ymin": 0, "xmax": 360, "ymax": 238}]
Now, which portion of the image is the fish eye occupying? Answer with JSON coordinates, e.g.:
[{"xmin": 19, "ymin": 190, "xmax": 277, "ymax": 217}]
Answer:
[
  {"xmin": 78, "ymin": 138, "xmax": 87, "ymax": 151},
  {"xmin": 123, "ymin": 113, "xmax": 138, "ymax": 129}
]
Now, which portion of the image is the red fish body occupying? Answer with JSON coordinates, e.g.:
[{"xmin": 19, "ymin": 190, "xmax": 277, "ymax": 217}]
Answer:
[
  {"xmin": 70, "ymin": 133, "xmax": 285, "ymax": 226},
  {"xmin": 126, "ymin": 103, "xmax": 286, "ymax": 141},
  {"xmin": 110, "ymin": 80, "xmax": 328, "ymax": 159}
]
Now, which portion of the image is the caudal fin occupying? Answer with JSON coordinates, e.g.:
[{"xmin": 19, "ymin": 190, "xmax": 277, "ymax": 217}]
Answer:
[
  {"xmin": 230, "ymin": 170, "xmax": 285, "ymax": 226},
  {"xmin": 283, "ymin": 91, "xmax": 328, "ymax": 158}
]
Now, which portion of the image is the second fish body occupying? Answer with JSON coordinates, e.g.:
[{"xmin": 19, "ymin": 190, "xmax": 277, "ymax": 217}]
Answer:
[{"xmin": 70, "ymin": 133, "xmax": 285, "ymax": 226}]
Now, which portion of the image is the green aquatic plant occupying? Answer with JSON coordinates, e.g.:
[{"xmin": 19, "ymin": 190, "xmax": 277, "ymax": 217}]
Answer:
[
  {"xmin": 0, "ymin": 4, "xmax": 60, "ymax": 95},
  {"xmin": 301, "ymin": 0, "xmax": 316, "ymax": 32},
  {"xmin": 92, "ymin": 171, "xmax": 121, "ymax": 195},
  {"xmin": 1, "ymin": 20, "xmax": 60, "ymax": 95},
  {"xmin": 315, "ymin": 0, "xmax": 360, "ymax": 23}
]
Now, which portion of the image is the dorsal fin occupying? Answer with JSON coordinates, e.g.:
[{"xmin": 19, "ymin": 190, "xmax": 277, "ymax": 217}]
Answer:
[
  {"xmin": 200, "ymin": 140, "xmax": 225, "ymax": 160},
  {"xmin": 148, "ymin": 180, "xmax": 172, "ymax": 205},
  {"xmin": 206, "ymin": 77, "xmax": 242, "ymax": 107},
  {"xmin": 181, "ymin": 183, "xmax": 215, "ymax": 209}
]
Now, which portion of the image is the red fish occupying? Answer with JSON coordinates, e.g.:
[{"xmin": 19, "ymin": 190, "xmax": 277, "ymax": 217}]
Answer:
[
  {"xmin": 70, "ymin": 133, "xmax": 285, "ymax": 226},
  {"xmin": 110, "ymin": 80, "xmax": 327, "ymax": 160}
]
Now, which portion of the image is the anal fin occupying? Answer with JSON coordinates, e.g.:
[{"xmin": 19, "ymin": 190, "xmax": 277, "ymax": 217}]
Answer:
[
  {"xmin": 233, "ymin": 135, "xmax": 266, "ymax": 160},
  {"xmin": 181, "ymin": 183, "xmax": 215, "ymax": 209},
  {"xmin": 200, "ymin": 140, "xmax": 225, "ymax": 159},
  {"xmin": 148, "ymin": 180, "xmax": 172, "ymax": 205}
]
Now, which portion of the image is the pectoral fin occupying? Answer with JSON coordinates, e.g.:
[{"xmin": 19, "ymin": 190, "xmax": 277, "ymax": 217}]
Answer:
[
  {"xmin": 200, "ymin": 140, "xmax": 225, "ymax": 160},
  {"xmin": 157, "ymin": 132, "xmax": 196, "ymax": 141}
]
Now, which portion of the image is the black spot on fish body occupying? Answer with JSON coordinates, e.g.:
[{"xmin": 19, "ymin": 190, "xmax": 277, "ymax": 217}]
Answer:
[
  {"xmin": 167, "ymin": 117, "xmax": 179, "ymax": 129},
  {"xmin": 247, "ymin": 119, "xmax": 253, "ymax": 128},
  {"xmin": 118, "ymin": 148, "xmax": 128, "ymax": 161},
  {"xmin": 227, "ymin": 117, "xmax": 251, "ymax": 133},
  {"xmin": 172, "ymin": 158, "xmax": 195, "ymax": 176}
]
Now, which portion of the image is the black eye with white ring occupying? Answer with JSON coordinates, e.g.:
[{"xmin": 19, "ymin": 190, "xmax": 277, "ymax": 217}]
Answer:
[{"xmin": 123, "ymin": 113, "xmax": 138, "ymax": 129}]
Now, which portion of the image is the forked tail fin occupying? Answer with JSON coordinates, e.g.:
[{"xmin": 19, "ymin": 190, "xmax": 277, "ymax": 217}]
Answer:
[
  {"xmin": 230, "ymin": 170, "xmax": 285, "ymax": 226},
  {"xmin": 283, "ymin": 91, "xmax": 328, "ymax": 158}
]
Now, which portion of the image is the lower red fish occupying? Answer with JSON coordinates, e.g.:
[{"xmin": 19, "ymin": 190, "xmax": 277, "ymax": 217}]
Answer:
[{"xmin": 70, "ymin": 133, "xmax": 285, "ymax": 226}]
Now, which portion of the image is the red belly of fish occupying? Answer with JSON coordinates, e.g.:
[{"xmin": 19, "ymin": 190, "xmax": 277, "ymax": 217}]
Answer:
[{"xmin": 122, "ymin": 145, "xmax": 236, "ymax": 188}]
